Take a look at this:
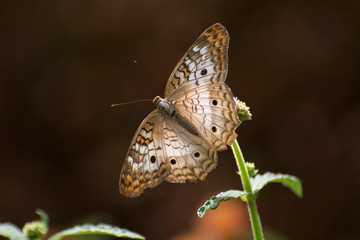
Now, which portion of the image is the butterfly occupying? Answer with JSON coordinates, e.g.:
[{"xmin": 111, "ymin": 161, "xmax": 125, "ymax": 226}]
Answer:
[{"xmin": 120, "ymin": 23, "xmax": 240, "ymax": 197}]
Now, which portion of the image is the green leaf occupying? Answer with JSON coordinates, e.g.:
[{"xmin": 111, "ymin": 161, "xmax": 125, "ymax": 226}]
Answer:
[
  {"xmin": 197, "ymin": 190, "xmax": 250, "ymax": 218},
  {"xmin": 23, "ymin": 209, "xmax": 48, "ymax": 240},
  {"xmin": 48, "ymin": 224, "xmax": 145, "ymax": 240},
  {"xmin": 0, "ymin": 223, "xmax": 26, "ymax": 240},
  {"xmin": 35, "ymin": 209, "xmax": 48, "ymax": 225},
  {"xmin": 23, "ymin": 221, "xmax": 48, "ymax": 240},
  {"xmin": 251, "ymin": 172, "xmax": 303, "ymax": 198}
]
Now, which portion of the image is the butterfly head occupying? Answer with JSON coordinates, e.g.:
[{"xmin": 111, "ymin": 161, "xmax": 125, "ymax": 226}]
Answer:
[
  {"xmin": 153, "ymin": 96, "xmax": 162, "ymax": 105},
  {"xmin": 153, "ymin": 96, "xmax": 175, "ymax": 117}
]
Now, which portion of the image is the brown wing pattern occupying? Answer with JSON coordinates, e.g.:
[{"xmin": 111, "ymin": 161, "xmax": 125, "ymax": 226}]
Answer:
[
  {"xmin": 120, "ymin": 23, "xmax": 239, "ymax": 197},
  {"xmin": 172, "ymin": 82, "xmax": 240, "ymax": 151},
  {"xmin": 164, "ymin": 23, "xmax": 230, "ymax": 97},
  {"xmin": 120, "ymin": 110, "xmax": 169, "ymax": 198},
  {"xmin": 162, "ymin": 118, "xmax": 218, "ymax": 183}
]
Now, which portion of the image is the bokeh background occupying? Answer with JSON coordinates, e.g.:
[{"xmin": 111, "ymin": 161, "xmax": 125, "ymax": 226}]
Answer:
[{"xmin": 1, "ymin": 0, "xmax": 359, "ymax": 239}]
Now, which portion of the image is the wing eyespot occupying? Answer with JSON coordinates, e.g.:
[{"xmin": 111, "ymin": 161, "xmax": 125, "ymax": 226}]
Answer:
[
  {"xmin": 211, "ymin": 99, "xmax": 218, "ymax": 106},
  {"xmin": 193, "ymin": 151, "xmax": 201, "ymax": 158},
  {"xmin": 150, "ymin": 155, "xmax": 156, "ymax": 163},
  {"xmin": 200, "ymin": 69, "xmax": 208, "ymax": 75},
  {"xmin": 211, "ymin": 126, "xmax": 217, "ymax": 133},
  {"xmin": 170, "ymin": 158, "xmax": 177, "ymax": 165}
]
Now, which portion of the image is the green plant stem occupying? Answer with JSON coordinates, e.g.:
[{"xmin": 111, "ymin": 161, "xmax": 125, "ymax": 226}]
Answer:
[{"xmin": 231, "ymin": 139, "xmax": 264, "ymax": 240}]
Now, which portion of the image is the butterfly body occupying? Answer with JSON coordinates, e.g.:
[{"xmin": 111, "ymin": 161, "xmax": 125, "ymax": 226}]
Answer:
[
  {"xmin": 154, "ymin": 96, "xmax": 200, "ymax": 137},
  {"xmin": 120, "ymin": 23, "xmax": 240, "ymax": 197}
]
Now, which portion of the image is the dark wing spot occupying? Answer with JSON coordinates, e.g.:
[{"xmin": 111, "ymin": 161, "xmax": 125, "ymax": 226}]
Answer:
[
  {"xmin": 170, "ymin": 158, "xmax": 176, "ymax": 165},
  {"xmin": 193, "ymin": 151, "xmax": 200, "ymax": 158},
  {"xmin": 211, "ymin": 126, "xmax": 217, "ymax": 133},
  {"xmin": 212, "ymin": 99, "xmax": 218, "ymax": 106},
  {"xmin": 200, "ymin": 69, "xmax": 207, "ymax": 75},
  {"xmin": 150, "ymin": 156, "xmax": 156, "ymax": 163}
]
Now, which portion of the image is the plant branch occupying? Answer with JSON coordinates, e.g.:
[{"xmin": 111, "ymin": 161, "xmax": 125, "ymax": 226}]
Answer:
[{"xmin": 231, "ymin": 139, "xmax": 264, "ymax": 240}]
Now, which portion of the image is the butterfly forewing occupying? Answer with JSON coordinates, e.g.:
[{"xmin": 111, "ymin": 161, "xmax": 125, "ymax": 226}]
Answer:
[{"xmin": 164, "ymin": 23, "xmax": 230, "ymax": 97}]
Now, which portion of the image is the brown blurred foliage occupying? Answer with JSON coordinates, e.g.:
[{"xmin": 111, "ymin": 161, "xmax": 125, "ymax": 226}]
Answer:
[{"xmin": 0, "ymin": 0, "xmax": 359, "ymax": 239}]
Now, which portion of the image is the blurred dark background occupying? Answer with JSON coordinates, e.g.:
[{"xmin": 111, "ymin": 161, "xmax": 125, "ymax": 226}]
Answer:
[{"xmin": 1, "ymin": 0, "xmax": 359, "ymax": 239}]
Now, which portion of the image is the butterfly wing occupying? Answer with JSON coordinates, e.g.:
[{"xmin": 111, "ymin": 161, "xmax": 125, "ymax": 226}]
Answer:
[
  {"xmin": 164, "ymin": 23, "xmax": 229, "ymax": 97},
  {"xmin": 120, "ymin": 110, "xmax": 170, "ymax": 198},
  {"xmin": 171, "ymin": 82, "xmax": 240, "ymax": 151},
  {"xmin": 161, "ymin": 117, "xmax": 218, "ymax": 183},
  {"xmin": 120, "ymin": 109, "xmax": 218, "ymax": 196},
  {"xmin": 165, "ymin": 23, "xmax": 239, "ymax": 151}
]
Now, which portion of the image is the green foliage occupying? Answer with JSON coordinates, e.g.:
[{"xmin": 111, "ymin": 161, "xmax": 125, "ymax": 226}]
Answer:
[
  {"xmin": 197, "ymin": 135, "xmax": 303, "ymax": 240},
  {"xmin": 234, "ymin": 98, "xmax": 252, "ymax": 122},
  {"xmin": 198, "ymin": 169, "xmax": 303, "ymax": 217},
  {"xmin": 245, "ymin": 162, "xmax": 258, "ymax": 177},
  {"xmin": 197, "ymin": 190, "xmax": 250, "ymax": 217},
  {"xmin": 251, "ymin": 172, "xmax": 303, "ymax": 198},
  {"xmin": 34, "ymin": 210, "xmax": 48, "ymax": 226},
  {"xmin": 196, "ymin": 96, "xmax": 305, "ymax": 240},
  {"xmin": 22, "ymin": 210, "xmax": 48, "ymax": 240},
  {"xmin": 48, "ymin": 224, "xmax": 145, "ymax": 240},
  {"xmin": 0, "ymin": 210, "xmax": 145, "ymax": 240},
  {"xmin": 0, "ymin": 223, "xmax": 26, "ymax": 240}
]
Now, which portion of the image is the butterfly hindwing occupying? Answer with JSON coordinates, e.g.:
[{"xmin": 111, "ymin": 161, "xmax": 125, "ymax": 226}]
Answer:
[
  {"xmin": 171, "ymin": 82, "xmax": 240, "ymax": 151},
  {"xmin": 162, "ymin": 117, "xmax": 218, "ymax": 183}
]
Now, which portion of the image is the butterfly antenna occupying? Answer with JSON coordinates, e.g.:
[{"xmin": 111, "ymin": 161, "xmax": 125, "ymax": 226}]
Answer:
[
  {"xmin": 133, "ymin": 59, "xmax": 143, "ymax": 81},
  {"xmin": 111, "ymin": 99, "xmax": 153, "ymax": 107},
  {"xmin": 111, "ymin": 59, "xmax": 152, "ymax": 108}
]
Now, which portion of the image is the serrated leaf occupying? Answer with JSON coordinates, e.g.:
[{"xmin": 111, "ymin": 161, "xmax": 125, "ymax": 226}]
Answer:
[
  {"xmin": 251, "ymin": 172, "xmax": 303, "ymax": 198},
  {"xmin": 197, "ymin": 190, "xmax": 250, "ymax": 218},
  {"xmin": 48, "ymin": 224, "xmax": 145, "ymax": 240},
  {"xmin": 0, "ymin": 223, "xmax": 26, "ymax": 240}
]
